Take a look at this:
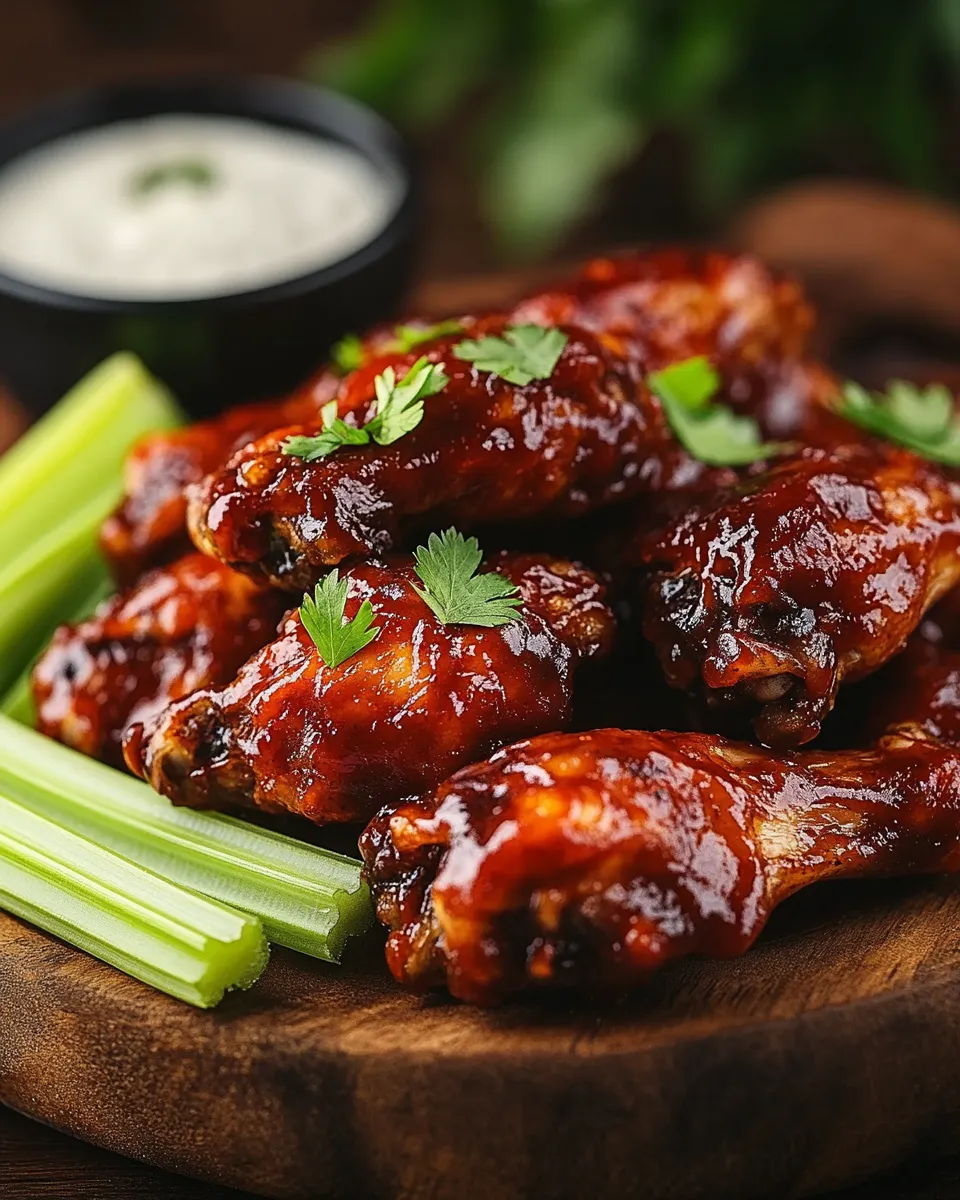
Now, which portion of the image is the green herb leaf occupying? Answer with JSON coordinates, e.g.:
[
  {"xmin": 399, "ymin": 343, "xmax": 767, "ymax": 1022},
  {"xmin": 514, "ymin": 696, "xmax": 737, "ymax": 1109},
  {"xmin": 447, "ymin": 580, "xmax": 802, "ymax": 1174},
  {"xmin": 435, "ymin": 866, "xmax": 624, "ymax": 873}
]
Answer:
[
  {"xmin": 281, "ymin": 398, "xmax": 370, "ymax": 462},
  {"xmin": 331, "ymin": 333, "xmax": 365, "ymax": 375},
  {"xmin": 390, "ymin": 319, "xmax": 465, "ymax": 353},
  {"xmin": 299, "ymin": 570, "xmax": 379, "ymax": 669},
  {"xmin": 283, "ymin": 358, "xmax": 448, "ymax": 460},
  {"xmin": 649, "ymin": 356, "xmax": 787, "ymax": 467},
  {"xmin": 365, "ymin": 355, "xmax": 449, "ymax": 446},
  {"xmin": 131, "ymin": 159, "xmax": 216, "ymax": 197},
  {"xmin": 838, "ymin": 380, "xmax": 960, "ymax": 465},
  {"xmin": 453, "ymin": 324, "xmax": 568, "ymax": 386},
  {"xmin": 412, "ymin": 527, "xmax": 523, "ymax": 627}
]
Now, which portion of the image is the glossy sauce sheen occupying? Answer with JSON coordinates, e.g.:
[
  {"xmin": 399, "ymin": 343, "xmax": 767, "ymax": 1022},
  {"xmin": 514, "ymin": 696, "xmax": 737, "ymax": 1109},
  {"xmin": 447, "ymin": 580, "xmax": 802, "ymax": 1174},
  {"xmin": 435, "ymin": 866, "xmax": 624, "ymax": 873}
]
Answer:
[
  {"xmin": 129, "ymin": 553, "xmax": 614, "ymax": 824},
  {"xmin": 639, "ymin": 444, "xmax": 960, "ymax": 748},
  {"xmin": 362, "ymin": 726, "xmax": 960, "ymax": 1006},
  {"xmin": 187, "ymin": 315, "xmax": 703, "ymax": 590},
  {"xmin": 32, "ymin": 555, "xmax": 288, "ymax": 770},
  {"xmin": 512, "ymin": 248, "xmax": 814, "ymax": 367},
  {"xmin": 100, "ymin": 374, "xmax": 338, "ymax": 583},
  {"xmin": 105, "ymin": 249, "xmax": 827, "ymax": 586},
  {"xmin": 186, "ymin": 250, "xmax": 832, "ymax": 591}
]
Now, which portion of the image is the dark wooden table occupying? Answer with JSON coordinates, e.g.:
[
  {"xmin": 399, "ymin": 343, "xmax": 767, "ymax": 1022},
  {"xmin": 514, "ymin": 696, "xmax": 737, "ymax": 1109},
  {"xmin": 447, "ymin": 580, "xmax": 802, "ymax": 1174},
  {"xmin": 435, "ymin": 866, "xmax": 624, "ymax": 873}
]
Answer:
[{"xmin": 4, "ymin": 1102, "xmax": 960, "ymax": 1200}]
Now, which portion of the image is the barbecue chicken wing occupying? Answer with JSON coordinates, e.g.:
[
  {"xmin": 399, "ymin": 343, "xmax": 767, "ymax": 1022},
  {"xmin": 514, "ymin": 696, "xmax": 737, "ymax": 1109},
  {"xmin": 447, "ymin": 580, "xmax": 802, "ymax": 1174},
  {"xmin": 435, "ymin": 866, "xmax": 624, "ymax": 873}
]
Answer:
[
  {"xmin": 362, "ymin": 725, "xmax": 960, "ymax": 1005},
  {"xmin": 100, "ymin": 373, "xmax": 337, "ymax": 584},
  {"xmin": 637, "ymin": 444, "xmax": 960, "ymax": 749},
  {"xmin": 128, "ymin": 553, "xmax": 615, "ymax": 824},
  {"xmin": 861, "ymin": 586, "xmax": 960, "ymax": 745},
  {"xmin": 512, "ymin": 249, "xmax": 813, "ymax": 367},
  {"xmin": 187, "ymin": 315, "xmax": 718, "ymax": 590},
  {"xmin": 32, "ymin": 554, "xmax": 287, "ymax": 770}
]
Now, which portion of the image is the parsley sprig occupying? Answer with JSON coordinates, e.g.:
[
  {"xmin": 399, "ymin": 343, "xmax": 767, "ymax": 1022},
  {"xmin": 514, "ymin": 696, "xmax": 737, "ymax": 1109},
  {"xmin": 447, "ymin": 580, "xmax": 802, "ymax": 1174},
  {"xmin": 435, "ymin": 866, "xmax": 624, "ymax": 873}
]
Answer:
[
  {"xmin": 413, "ymin": 528, "xmax": 523, "ymax": 627},
  {"xmin": 837, "ymin": 380, "xmax": 960, "ymax": 465},
  {"xmin": 366, "ymin": 357, "xmax": 449, "ymax": 444},
  {"xmin": 282, "ymin": 357, "xmax": 448, "ymax": 461},
  {"xmin": 649, "ymin": 356, "xmax": 787, "ymax": 467},
  {"xmin": 299, "ymin": 570, "xmax": 379, "ymax": 668},
  {"xmin": 453, "ymin": 324, "xmax": 567, "ymax": 385}
]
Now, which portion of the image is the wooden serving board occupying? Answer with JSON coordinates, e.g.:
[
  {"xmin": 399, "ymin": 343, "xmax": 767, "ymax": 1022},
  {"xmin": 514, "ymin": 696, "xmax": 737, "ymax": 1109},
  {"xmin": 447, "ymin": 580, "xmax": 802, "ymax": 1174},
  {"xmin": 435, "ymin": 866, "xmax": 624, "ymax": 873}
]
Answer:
[{"xmin": 8, "ymin": 187, "xmax": 960, "ymax": 1199}]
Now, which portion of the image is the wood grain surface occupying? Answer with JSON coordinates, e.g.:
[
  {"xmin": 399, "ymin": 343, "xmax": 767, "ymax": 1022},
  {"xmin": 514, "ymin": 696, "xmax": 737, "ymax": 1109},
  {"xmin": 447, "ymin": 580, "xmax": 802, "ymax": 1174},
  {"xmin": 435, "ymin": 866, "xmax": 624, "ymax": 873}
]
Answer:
[
  {"xmin": 8, "ymin": 190, "xmax": 960, "ymax": 1198},
  {"xmin": 6, "ymin": 877, "xmax": 960, "ymax": 1199}
]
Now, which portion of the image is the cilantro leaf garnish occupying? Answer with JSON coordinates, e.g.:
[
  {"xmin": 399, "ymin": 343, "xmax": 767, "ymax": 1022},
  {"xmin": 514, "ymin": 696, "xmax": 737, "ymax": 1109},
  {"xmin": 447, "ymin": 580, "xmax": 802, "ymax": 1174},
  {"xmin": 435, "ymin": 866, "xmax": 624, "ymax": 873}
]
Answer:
[
  {"xmin": 649, "ymin": 356, "xmax": 787, "ymax": 467},
  {"xmin": 412, "ymin": 528, "xmax": 524, "ymax": 627},
  {"xmin": 282, "ymin": 359, "xmax": 448, "ymax": 460},
  {"xmin": 365, "ymin": 356, "xmax": 449, "ymax": 446},
  {"xmin": 390, "ymin": 320, "xmax": 464, "ymax": 353},
  {"xmin": 281, "ymin": 399, "xmax": 368, "ymax": 461},
  {"xmin": 331, "ymin": 333, "xmax": 364, "ymax": 375},
  {"xmin": 837, "ymin": 380, "xmax": 960, "ymax": 465},
  {"xmin": 299, "ymin": 570, "xmax": 379, "ymax": 668},
  {"xmin": 453, "ymin": 324, "xmax": 568, "ymax": 386}
]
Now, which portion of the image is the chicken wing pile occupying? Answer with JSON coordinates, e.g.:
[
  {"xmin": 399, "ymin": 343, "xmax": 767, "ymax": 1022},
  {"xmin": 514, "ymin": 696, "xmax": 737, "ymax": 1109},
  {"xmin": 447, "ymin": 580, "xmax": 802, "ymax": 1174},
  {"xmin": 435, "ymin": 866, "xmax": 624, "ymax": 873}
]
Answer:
[{"xmin": 31, "ymin": 247, "xmax": 960, "ymax": 1005}]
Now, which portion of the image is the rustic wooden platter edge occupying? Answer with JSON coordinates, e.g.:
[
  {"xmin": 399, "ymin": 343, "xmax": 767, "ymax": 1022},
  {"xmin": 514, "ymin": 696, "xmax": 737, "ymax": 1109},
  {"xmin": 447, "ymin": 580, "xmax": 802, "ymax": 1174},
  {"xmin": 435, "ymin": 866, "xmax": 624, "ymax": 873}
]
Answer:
[{"xmin": 5, "ymin": 876, "xmax": 960, "ymax": 1200}]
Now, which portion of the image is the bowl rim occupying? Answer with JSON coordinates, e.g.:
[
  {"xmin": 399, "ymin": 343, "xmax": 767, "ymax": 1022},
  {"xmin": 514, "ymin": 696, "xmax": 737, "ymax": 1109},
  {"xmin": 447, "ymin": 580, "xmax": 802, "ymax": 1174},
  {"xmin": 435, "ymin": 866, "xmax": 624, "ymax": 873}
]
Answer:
[{"xmin": 0, "ymin": 74, "xmax": 417, "ymax": 313}]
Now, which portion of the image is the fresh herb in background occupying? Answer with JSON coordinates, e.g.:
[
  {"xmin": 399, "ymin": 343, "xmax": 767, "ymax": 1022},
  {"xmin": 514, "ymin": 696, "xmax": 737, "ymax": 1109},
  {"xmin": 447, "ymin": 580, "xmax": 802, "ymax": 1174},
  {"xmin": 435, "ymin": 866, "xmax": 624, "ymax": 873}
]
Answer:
[
  {"xmin": 649, "ymin": 356, "xmax": 786, "ymax": 467},
  {"xmin": 838, "ymin": 380, "xmax": 960, "ymax": 465},
  {"xmin": 131, "ymin": 158, "xmax": 216, "ymax": 198},
  {"xmin": 331, "ymin": 332, "xmax": 365, "ymax": 374},
  {"xmin": 312, "ymin": 0, "xmax": 960, "ymax": 257},
  {"xmin": 453, "ymin": 325, "xmax": 567, "ymax": 385},
  {"xmin": 390, "ymin": 319, "xmax": 465, "ymax": 352},
  {"xmin": 413, "ymin": 528, "xmax": 523, "ymax": 627},
  {"xmin": 283, "ymin": 357, "xmax": 448, "ymax": 460},
  {"xmin": 300, "ymin": 570, "xmax": 380, "ymax": 669}
]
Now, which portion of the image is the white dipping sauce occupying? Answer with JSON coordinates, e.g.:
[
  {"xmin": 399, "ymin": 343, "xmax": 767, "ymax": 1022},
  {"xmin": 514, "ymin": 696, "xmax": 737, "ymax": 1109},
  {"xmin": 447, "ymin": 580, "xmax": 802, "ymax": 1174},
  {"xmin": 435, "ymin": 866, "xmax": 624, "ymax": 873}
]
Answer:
[{"xmin": 0, "ymin": 115, "xmax": 400, "ymax": 299}]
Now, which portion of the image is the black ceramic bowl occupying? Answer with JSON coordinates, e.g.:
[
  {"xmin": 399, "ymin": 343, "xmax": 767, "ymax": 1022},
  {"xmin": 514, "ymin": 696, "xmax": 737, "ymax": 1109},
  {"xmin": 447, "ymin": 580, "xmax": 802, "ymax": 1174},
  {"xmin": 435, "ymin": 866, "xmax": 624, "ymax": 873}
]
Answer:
[{"xmin": 0, "ymin": 77, "xmax": 417, "ymax": 416}]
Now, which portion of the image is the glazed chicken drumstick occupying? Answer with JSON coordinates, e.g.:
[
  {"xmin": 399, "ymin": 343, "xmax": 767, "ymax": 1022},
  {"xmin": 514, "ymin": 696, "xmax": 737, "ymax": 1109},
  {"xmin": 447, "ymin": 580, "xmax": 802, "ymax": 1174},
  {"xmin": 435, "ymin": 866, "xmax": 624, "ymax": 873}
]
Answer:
[
  {"xmin": 362, "ymin": 724, "xmax": 960, "ymax": 1006},
  {"xmin": 32, "ymin": 554, "xmax": 288, "ymax": 770},
  {"xmin": 636, "ymin": 443, "xmax": 960, "ymax": 749},
  {"xmin": 128, "ymin": 552, "xmax": 614, "ymax": 824}
]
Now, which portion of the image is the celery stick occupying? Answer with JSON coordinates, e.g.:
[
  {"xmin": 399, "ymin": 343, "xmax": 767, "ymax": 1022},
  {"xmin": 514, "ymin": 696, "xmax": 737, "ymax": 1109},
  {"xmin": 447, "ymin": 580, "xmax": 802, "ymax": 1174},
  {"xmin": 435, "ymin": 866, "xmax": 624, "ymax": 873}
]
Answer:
[
  {"xmin": 0, "ymin": 786, "xmax": 268, "ymax": 1008},
  {"xmin": 0, "ymin": 353, "xmax": 183, "ymax": 563},
  {"xmin": 0, "ymin": 494, "xmax": 112, "ymax": 695},
  {"xmin": 0, "ymin": 717, "xmax": 372, "ymax": 961},
  {"xmin": 0, "ymin": 671, "xmax": 33, "ymax": 725}
]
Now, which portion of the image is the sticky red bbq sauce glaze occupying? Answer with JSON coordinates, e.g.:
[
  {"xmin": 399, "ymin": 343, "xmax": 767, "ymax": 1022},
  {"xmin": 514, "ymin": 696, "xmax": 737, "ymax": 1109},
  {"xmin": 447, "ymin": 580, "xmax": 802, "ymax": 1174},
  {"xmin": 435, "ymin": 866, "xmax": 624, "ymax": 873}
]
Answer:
[
  {"xmin": 33, "ymin": 554, "xmax": 288, "ymax": 770},
  {"xmin": 637, "ymin": 444, "xmax": 960, "ymax": 750},
  {"xmin": 129, "ymin": 553, "xmax": 615, "ymax": 825},
  {"xmin": 511, "ymin": 248, "xmax": 814, "ymax": 367},
  {"xmin": 100, "ymin": 375, "xmax": 337, "ymax": 584},
  {"xmin": 361, "ymin": 726, "xmax": 960, "ymax": 1006},
  {"xmin": 185, "ymin": 313, "xmax": 738, "ymax": 592}
]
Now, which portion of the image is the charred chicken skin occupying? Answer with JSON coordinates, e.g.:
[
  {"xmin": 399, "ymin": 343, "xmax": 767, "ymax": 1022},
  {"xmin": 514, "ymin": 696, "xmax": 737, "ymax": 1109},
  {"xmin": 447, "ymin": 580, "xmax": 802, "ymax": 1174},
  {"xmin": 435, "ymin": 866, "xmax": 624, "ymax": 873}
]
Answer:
[
  {"xmin": 638, "ymin": 444, "xmax": 960, "ymax": 749},
  {"xmin": 128, "ymin": 553, "xmax": 614, "ymax": 824},
  {"xmin": 362, "ymin": 725, "xmax": 960, "ymax": 1006},
  {"xmin": 32, "ymin": 554, "xmax": 288, "ymax": 771}
]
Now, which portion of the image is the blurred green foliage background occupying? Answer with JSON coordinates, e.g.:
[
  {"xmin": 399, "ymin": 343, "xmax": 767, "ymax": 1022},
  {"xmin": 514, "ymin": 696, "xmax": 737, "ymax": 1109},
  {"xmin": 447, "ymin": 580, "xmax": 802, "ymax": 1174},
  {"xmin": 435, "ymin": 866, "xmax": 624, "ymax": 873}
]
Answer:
[{"xmin": 313, "ymin": 0, "xmax": 960, "ymax": 259}]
